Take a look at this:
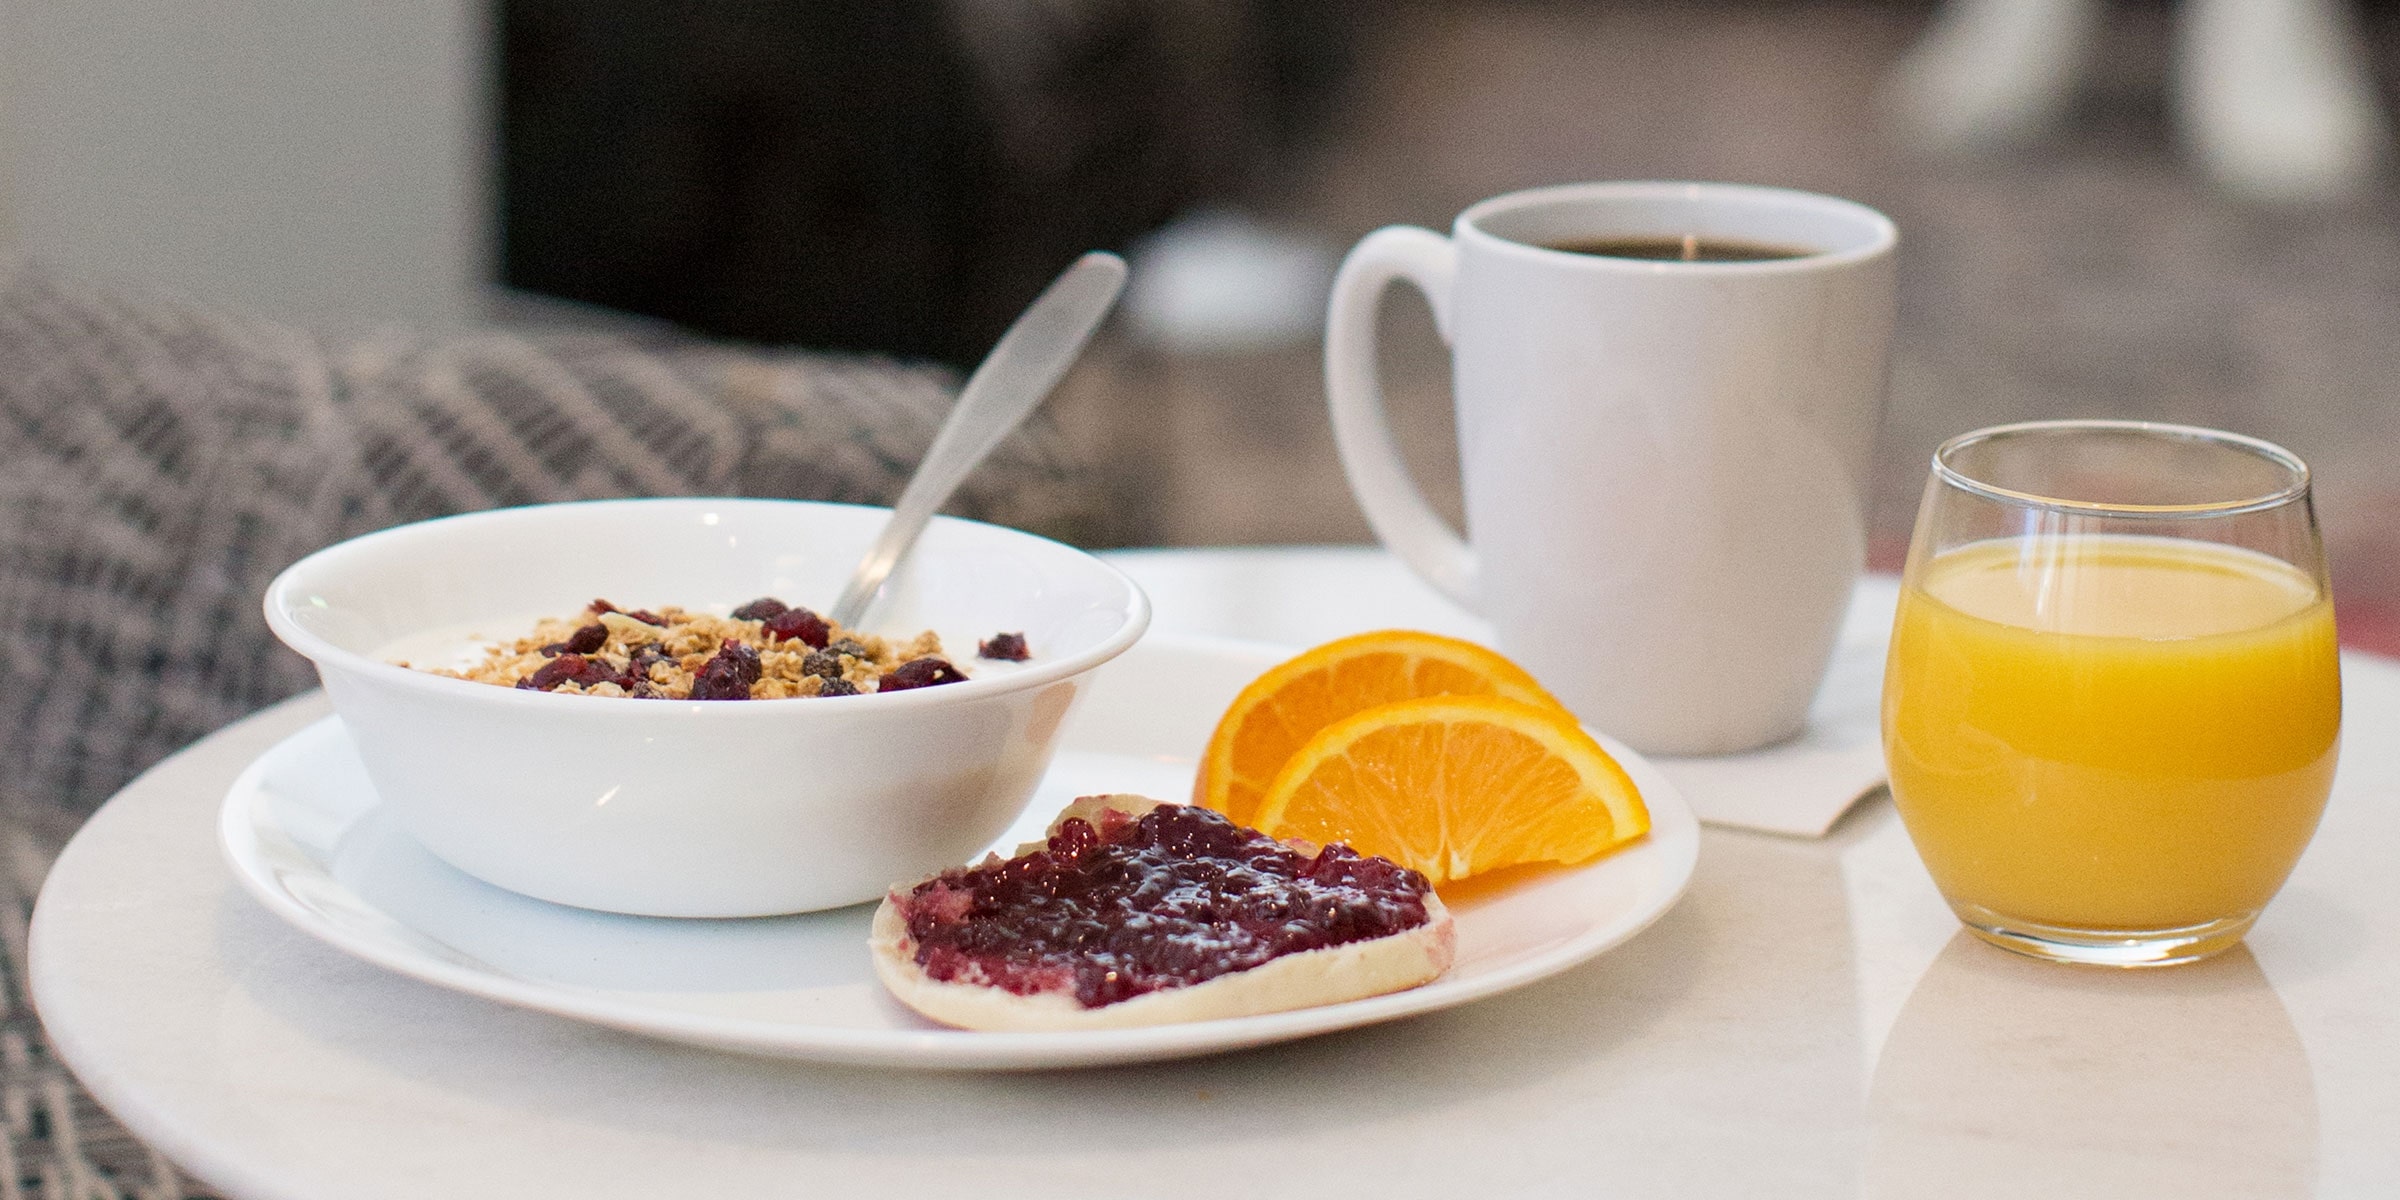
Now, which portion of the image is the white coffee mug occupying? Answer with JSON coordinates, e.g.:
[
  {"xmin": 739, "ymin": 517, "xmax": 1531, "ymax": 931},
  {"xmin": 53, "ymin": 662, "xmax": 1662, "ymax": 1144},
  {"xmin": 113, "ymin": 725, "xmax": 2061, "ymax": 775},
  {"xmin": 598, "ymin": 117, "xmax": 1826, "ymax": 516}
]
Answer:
[{"xmin": 1325, "ymin": 181, "xmax": 1896, "ymax": 755}]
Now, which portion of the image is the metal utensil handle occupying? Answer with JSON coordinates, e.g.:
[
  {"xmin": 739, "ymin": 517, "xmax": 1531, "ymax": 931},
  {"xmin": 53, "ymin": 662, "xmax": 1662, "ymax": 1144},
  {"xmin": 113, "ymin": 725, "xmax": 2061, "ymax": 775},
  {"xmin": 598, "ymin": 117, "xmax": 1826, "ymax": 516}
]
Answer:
[{"xmin": 829, "ymin": 251, "xmax": 1128, "ymax": 630}]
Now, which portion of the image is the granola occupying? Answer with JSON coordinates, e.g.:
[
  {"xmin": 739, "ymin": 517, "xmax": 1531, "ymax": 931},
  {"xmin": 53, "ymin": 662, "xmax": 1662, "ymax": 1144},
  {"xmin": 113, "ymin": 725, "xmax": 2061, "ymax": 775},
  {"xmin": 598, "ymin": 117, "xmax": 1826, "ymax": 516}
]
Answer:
[{"xmin": 412, "ymin": 598, "xmax": 960, "ymax": 700}]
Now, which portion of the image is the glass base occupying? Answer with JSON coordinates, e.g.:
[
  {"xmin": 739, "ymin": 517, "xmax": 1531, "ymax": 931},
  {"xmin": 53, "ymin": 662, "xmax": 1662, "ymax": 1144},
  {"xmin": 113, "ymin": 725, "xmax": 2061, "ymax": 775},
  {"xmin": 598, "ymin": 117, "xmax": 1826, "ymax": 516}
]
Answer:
[{"xmin": 1950, "ymin": 903, "xmax": 2258, "ymax": 967}]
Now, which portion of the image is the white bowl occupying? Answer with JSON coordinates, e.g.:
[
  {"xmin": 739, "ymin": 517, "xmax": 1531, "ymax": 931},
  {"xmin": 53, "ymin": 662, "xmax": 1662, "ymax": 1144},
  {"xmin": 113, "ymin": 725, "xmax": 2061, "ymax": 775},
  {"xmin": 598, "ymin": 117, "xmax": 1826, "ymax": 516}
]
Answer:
[{"xmin": 263, "ymin": 498, "xmax": 1150, "ymax": 917}]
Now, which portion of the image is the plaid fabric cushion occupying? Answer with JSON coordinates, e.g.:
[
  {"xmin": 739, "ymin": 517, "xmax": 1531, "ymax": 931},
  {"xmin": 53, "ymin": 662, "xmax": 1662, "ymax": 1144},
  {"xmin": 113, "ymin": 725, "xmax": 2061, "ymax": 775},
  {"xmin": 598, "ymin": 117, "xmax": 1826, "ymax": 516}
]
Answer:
[
  {"xmin": 0, "ymin": 262, "xmax": 1108, "ymax": 1198},
  {"xmin": 0, "ymin": 262, "xmax": 1105, "ymax": 849}
]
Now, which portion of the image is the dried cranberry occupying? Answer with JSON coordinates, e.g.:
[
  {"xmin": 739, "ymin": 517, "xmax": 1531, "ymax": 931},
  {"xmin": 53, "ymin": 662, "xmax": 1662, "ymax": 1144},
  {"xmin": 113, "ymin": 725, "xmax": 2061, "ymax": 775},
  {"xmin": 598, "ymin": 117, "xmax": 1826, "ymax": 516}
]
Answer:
[
  {"xmin": 763, "ymin": 607, "xmax": 830, "ymax": 648},
  {"xmin": 520, "ymin": 653, "xmax": 625, "ymax": 692},
  {"xmin": 522, "ymin": 654, "xmax": 581, "ymax": 690},
  {"xmin": 627, "ymin": 642, "xmax": 669, "ymax": 670},
  {"xmin": 897, "ymin": 803, "xmax": 1434, "ymax": 1008},
  {"xmin": 561, "ymin": 623, "xmax": 607, "ymax": 654},
  {"xmin": 730, "ymin": 644, "xmax": 763, "ymax": 685},
  {"xmin": 731, "ymin": 597, "xmax": 788, "ymax": 622},
  {"xmin": 621, "ymin": 645, "xmax": 670, "ymax": 690},
  {"xmin": 590, "ymin": 599, "xmax": 664, "ymax": 625},
  {"xmin": 688, "ymin": 642, "xmax": 762, "ymax": 701},
  {"xmin": 977, "ymin": 631, "xmax": 1031, "ymax": 661},
  {"xmin": 878, "ymin": 657, "xmax": 966, "ymax": 691},
  {"xmin": 816, "ymin": 677, "xmax": 859, "ymax": 697}
]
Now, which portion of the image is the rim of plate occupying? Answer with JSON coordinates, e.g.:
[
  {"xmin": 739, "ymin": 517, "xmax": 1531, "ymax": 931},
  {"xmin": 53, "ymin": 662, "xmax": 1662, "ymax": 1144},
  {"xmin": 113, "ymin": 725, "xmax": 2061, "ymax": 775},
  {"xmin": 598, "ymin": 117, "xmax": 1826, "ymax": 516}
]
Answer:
[{"xmin": 216, "ymin": 634, "xmax": 1700, "ymax": 1070}]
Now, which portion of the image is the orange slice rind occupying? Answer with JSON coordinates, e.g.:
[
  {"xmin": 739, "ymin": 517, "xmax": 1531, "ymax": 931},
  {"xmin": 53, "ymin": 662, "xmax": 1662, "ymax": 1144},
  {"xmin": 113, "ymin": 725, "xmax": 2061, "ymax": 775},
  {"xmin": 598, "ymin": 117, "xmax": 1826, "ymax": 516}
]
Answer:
[{"xmin": 1194, "ymin": 630, "xmax": 1567, "ymax": 826}]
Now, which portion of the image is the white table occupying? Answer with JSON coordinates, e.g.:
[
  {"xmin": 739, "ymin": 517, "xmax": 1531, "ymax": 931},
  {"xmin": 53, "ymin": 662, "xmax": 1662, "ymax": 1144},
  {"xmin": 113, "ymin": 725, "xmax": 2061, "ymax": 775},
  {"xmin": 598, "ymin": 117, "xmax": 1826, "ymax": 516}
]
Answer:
[{"xmin": 31, "ymin": 547, "xmax": 2400, "ymax": 1199}]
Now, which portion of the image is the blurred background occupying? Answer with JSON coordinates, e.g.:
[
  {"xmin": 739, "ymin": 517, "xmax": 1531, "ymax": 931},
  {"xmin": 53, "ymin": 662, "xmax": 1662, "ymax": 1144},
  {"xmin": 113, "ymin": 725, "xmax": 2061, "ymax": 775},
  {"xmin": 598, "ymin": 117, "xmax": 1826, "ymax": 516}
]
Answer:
[{"xmin": 3, "ymin": 0, "xmax": 2396, "ymax": 649}]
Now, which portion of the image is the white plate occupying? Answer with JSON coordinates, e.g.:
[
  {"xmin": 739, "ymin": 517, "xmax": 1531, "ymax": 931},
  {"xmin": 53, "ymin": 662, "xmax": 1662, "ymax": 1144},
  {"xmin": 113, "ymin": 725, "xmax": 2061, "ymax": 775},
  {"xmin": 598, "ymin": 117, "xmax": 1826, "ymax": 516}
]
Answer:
[{"xmin": 219, "ymin": 634, "xmax": 1700, "ymax": 1070}]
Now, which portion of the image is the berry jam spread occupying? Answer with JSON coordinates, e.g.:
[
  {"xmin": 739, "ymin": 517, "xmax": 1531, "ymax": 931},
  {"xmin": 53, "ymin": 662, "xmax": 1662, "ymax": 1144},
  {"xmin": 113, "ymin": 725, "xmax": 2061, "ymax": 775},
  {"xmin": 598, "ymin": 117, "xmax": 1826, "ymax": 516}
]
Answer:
[{"xmin": 898, "ymin": 803, "xmax": 1435, "ymax": 1008}]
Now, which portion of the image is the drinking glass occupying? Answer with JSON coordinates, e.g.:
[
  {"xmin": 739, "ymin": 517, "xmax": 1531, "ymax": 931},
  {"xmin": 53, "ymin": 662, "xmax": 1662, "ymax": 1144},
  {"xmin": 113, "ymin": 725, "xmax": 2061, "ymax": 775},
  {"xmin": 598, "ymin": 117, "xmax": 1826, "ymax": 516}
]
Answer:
[{"xmin": 1882, "ymin": 420, "xmax": 2340, "ymax": 966}]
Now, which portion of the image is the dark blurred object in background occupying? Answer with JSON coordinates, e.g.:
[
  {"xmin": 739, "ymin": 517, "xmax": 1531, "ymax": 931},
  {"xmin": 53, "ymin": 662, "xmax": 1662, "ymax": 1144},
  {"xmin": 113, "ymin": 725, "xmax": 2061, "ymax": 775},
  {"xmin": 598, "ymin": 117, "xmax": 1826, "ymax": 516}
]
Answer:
[{"xmin": 501, "ymin": 0, "xmax": 1363, "ymax": 367}]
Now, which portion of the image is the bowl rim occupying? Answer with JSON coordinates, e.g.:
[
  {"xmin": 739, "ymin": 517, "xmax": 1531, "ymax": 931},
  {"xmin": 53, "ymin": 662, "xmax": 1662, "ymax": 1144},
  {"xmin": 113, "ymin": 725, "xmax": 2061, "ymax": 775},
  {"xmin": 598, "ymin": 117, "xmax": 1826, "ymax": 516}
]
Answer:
[{"xmin": 262, "ymin": 497, "xmax": 1152, "ymax": 716}]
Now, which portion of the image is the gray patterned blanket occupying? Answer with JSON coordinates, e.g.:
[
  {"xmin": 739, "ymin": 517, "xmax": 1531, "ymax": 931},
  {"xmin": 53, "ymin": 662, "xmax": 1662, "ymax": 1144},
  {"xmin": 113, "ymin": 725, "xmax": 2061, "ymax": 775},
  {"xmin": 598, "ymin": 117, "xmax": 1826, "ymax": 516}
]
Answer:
[
  {"xmin": 0, "ymin": 263, "xmax": 1105, "ymax": 851},
  {"xmin": 0, "ymin": 263, "xmax": 1111, "ymax": 1199}
]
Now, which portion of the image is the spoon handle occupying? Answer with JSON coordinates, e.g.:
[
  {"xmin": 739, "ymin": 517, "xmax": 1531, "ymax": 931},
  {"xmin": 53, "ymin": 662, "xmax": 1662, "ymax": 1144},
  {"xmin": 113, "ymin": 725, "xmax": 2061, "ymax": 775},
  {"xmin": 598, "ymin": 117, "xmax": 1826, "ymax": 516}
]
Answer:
[{"xmin": 830, "ymin": 251, "xmax": 1128, "ymax": 630}]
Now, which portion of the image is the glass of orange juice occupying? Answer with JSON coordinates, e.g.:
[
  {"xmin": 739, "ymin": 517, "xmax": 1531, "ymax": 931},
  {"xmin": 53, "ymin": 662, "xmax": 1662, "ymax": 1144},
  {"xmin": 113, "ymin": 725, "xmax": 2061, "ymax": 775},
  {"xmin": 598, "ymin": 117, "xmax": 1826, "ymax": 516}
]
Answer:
[{"xmin": 1883, "ymin": 419, "xmax": 2340, "ymax": 966}]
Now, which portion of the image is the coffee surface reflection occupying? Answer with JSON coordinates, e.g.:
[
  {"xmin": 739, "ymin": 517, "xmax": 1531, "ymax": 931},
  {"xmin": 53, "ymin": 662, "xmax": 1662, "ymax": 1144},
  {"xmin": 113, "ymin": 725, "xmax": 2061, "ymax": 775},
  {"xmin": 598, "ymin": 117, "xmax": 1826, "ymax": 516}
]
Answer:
[{"xmin": 1541, "ymin": 235, "xmax": 1813, "ymax": 262}]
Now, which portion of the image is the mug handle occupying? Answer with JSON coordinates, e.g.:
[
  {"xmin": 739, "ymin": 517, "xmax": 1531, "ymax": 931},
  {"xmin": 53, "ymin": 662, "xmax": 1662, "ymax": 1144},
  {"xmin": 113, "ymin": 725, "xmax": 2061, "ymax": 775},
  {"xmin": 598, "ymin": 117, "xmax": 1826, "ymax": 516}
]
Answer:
[{"xmin": 1324, "ymin": 226, "xmax": 1477, "ymax": 609}]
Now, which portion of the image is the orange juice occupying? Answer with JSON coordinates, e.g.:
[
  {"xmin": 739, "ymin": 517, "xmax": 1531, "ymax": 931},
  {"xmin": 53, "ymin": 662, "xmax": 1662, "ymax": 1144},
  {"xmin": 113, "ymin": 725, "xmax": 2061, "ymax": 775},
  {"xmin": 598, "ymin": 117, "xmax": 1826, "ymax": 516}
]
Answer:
[{"xmin": 1883, "ymin": 535, "xmax": 2340, "ymax": 931}]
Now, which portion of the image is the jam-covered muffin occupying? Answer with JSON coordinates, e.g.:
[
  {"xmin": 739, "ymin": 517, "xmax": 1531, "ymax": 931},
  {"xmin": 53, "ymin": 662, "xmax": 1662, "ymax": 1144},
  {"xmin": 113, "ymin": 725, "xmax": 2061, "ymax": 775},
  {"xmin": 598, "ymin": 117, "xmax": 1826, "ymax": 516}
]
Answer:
[{"xmin": 871, "ymin": 795, "xmax": 1455, "ymax": 1030}]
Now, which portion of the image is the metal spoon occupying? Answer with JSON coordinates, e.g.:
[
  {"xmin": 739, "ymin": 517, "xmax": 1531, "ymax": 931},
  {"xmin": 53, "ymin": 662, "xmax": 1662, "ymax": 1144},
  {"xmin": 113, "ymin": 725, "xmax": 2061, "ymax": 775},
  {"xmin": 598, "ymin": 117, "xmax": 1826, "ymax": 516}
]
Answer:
[{"xmin": 829, "ymin": 251, "xmax": 1128, "ymax": 630}]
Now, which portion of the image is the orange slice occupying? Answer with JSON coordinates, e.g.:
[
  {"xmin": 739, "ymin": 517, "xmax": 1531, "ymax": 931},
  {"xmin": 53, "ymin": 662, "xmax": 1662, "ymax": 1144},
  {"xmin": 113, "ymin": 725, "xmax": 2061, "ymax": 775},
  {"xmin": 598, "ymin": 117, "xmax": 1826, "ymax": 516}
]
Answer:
[
  {"xmin": 1251, "ymin": 695, "xmax": 1649, "ymax": 887},
  {"xmin": 1195, "ymin": 630, "xmax": 1566, "ymax": 826}
]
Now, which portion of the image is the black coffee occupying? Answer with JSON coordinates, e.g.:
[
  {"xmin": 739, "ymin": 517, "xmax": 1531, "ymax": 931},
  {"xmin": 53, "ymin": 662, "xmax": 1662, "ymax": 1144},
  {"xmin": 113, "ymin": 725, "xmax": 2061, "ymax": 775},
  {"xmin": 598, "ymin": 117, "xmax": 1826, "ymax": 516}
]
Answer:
[{"xmin": 1543, "ymin": 235, "xmax": 1813, "ymax": 263}]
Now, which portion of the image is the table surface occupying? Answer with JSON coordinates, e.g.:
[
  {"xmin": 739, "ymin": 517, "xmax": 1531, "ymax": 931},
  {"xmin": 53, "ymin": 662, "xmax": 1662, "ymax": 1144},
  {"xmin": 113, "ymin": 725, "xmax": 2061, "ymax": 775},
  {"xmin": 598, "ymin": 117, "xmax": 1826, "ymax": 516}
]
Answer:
[{"xmin": 30, "ymin": 546, "xmax": 2400, "ymax": 1200}]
